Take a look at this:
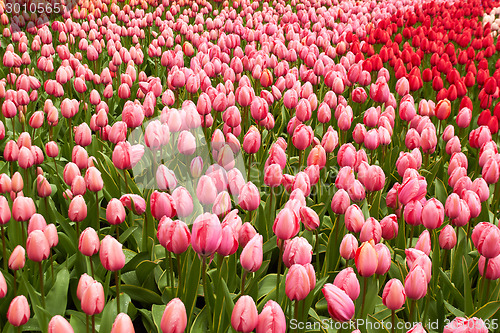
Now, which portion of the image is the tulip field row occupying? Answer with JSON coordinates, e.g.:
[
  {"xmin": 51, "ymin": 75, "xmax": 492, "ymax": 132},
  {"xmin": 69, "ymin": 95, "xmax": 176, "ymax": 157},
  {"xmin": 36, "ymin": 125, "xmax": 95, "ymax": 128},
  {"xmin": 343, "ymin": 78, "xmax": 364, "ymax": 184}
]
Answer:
[{"xmin": 1, "ymin": 0, "xmax": 500, "ymax": 331}]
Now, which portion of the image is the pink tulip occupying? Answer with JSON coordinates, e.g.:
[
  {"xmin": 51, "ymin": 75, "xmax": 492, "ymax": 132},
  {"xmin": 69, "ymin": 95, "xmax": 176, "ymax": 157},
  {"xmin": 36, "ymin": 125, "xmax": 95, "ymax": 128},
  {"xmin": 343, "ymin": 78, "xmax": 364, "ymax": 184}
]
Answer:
[
  {"xmin": 99, "ymin": 235, "xmax": 125, "ymax": 271},
  {"xmin": 150, "ymin": 191, "xmax": 176, "ymax": 220},
  {"xmin": 7, "ymin": 295, "xmax": 30, "ymax": 327},
  {"xmin": 382, "ymin": 279, "xmax": 406, "ymax": 310},
  {"xmin": 355, "ymin": 241, "xmax": 378, "ymax": 277},
  {"xmin": 380, "ymin": 214, "xmax": 398, "ymax": 240},
  {"xmin": 12, "ymin": 196, "xmax": 36, "ymax": 221},
  {"xmin": 196, "ymin": 175, "xmax": 218, "ymax": 205},
  {"xmin": 282, "ymin": 237, "xmax": 312, "ymax": 268},
  {"xmin": 111, "ymin": 313, "xmax": 135, "ymax": 333},
  {"xmin": 285, "ymin": 264, "xmax": 311, "ymax": 301},
  {"xmin": 26, "ymin": 230, "xmax": 50, "ymax": 262},
  {"xmin": 81, "ymin": 280, "xmax": 105, "ymax": 315},
  {"xmin": 68, "ymin": 195, "xmax": 87, "ymax": 222},
  {"xmin": 9, "ymin": 245, "xmax": 25, "ymax": 270},
  {"xmin": 0, "ymin": 271, "xmax": 6, "ymax": 298},
  {"xmin": 333, "ymin": 267, "xmax": 360, "ymax": 301},
  {"xmin": 161, "ymin": 298, "xmax": 187, "ymax": 333},
  {"xmin": 404, "ymin": 265, "xmax": 428, "ymax": 300},
  {"xmin": 106, "ymin": 198, "xmax": 126, "ymax": 225},
  {"xmin": 273, "ymin": 208, "xmax": 300, "ymax": 240},
  {"xmin": 322, "ymin": 284, "xmax": 355, "ymax": 322},
  {"xmin": 421, "ymin": 198, "xmax": 444, "ymax": 229},
  {"xmin": 478, "ymin": 255, "xmax": 500, "ymax": 280},
  {"xmin": 79, "ymin": 227, "xmax": 100, "ymax": 257},
  {"xmin": 231, "ymin": 296, "xmax": 258, "ymax": 333},
  {"xmin": 339, "ymin": 234, "xmax": 358, "ymax": 260},
  {"xmin": 238, "ymin": 182, "xmax": 260, "ymax": 211},
  {"xmin": 191, "ymin": 213, "xmax": 222, "ymax": 257},
  {"xmin": 48, "ymin": 315, "xmax": 74, "ymax": 333},
  {"xmin": 119, "ymin": 194, "xmax": 147, "ymax": 215},
  {"xmin": 344, "ymin": 204, "xmax": 364, "ymax": 233},
  {"xmin": 240, "ymin": 234, "xmax": 263, "ymax": 272},
  {"xmin": 439, "ymin": 225, "xmax": 457, "ymax": 250},
  {"xmin": 157, "ymin": 218, "xmax": 191, "ymax": 254}
]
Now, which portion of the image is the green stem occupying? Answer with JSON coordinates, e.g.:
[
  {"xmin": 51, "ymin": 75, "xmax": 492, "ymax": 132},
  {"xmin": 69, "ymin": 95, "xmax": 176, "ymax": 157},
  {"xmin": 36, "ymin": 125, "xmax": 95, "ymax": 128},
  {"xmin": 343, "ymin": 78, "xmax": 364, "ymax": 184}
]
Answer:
[
  {"xmin": 276, "ymin": 240, "xmax": 283, "ymax": 302},
  {"xmin": 314, "ymin": 229, "xmax": 320, "ymax": 275},
  {"xmin": 86, "ymin": 315, "xmax": 89, "ymax": 333},
  {"xmin": 294, "ymin": 300, "xmax": 299, "ymax": 333},
  {"xmin": 241, "ymin": 270, "xmax": 248, "ymax": 295},
  {"xmin": 247, "ymin": 154, "xmax": 252, "ymax": 181},
  {"xmin": 409, "ymin": 299, "xmax": 416, "ymax": 323},
  {"xmin": 90, "ymin": 256, "xmax": 94, "ymax": 278},
  {"xmin": 407, "ymin": 225, "xmax": 414, "ymax": 249},
  {"xmin": 115, "ymin": 271, "xmax": 120, "ymax": 313},
  {"xmin": 39, "ymin": 261, "xmax": 45, "ymax": 308},
  {"xmin": 92, "ymin": 315, "xmax": 95, "ymax": 333},
  {"xmin": 13, "ymin": 271, "xmax": 17, "ymax": 295},
  {"xmin": 1, "ymin": 225, "xmax": 7, "ymax": 271},
  {"xmin": 201, "ymin": 256, "xmax": 213, "ymax": 329},
  {"xmin": 95, "ymin": 192, "xmax": 100, "ymax": 237},
  {"xmin": 359, "ymin": 277, "xmax": 367, "ymax": 318},
  {"xmin": 391, "ymin": 310, "xmax": 395, "ymax": 333},
  {"xmin": 177, "ymin": 253, "xmax": 182, "ymax": 298}
]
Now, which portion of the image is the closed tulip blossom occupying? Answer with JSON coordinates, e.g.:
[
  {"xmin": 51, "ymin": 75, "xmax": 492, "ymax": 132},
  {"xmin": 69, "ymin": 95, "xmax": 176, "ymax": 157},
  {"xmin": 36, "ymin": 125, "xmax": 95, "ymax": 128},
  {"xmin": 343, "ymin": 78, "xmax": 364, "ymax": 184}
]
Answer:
[
  {"xmin": 161, "ymin": 298, "xmax": 187, "ymax": 333},
  {"xmin": 282, "ymin": 237, "xmax": 312, "ymax": 268},
  {"xmin": 256, "ymin": 300, "xmax": 286, "ymax": 333},
  {"xmin": 79, "ymin": 227, "xmax": 100, "ymax": 257},
  {"xmin": 404, "ymin": 265, "xmax": 428, "ymax": 300},
  {"xmin": 421, "ymin": 198, "xmax": 444, "ymax": 229},
  {"xmin": 333, "ymin": 267, "xmax": 360, "ymax": 301},
  {"xmin": 99, "ymin": 235, "xmax": 125, "ymax": 271},
  {"xmin": 285, "ymin": 264, "xmax": 311, "ymax": 301},
  {"xmin": 339, "ymin": 234, "xmax": 358, "ymax": 260},
  {"xmin": 231, "ymin": 296, "xmax": 258, "ymax": 333},
  {"xmin": 191, "ymin": 213, "xmax": 222, "ymax": 257},
  {"xmin": 7, "ymin": 295, "xmax": 30, "ymax": 327},
  {"xmin": 355, "ymin": 240, "xmax": 378, "ymax": 277},
  {"xmin": 382, "ymin": 279, "xmax": 406, "ymax": 310},
  {"xmin": 110, "ymin": 313, "xmax": 135, "ymax": 333},
  {"xmin": 240, "ymin": 234, "xmax": 263, "ymax": 273},
  {"xmin": 322, "ymin": 284, "xmax": 355, "ymax": 322},
  {"xmin": 48, "ymin": 315, "xmax": 74, "ymax": 333},
  {"xmin": 81, "ymin": 280, "xmax": 105, "ymax": 316},
  {"xmin": 106, "ymin": 198, "xmax": 126, "ymax": 226},
  {"xmin": 157, "ymin": 218, "xmax": 191, "ymax": 254}
]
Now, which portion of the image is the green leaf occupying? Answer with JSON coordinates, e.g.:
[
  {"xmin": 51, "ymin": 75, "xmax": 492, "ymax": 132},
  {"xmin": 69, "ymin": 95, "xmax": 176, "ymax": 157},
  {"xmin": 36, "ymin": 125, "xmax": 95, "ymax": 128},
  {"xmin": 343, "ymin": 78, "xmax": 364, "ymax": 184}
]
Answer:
[
  {"xmin": 470, "ymin": 301, "xmax": 500, "ymax": 319},
  {"xmin": 45, "ymin": 267, "xmax": 70, "ymax": 317},
  {"xmin": 99, "ymin": 293, "xmax": 132, "ymax": 333},
  {"xmin": 444, "ymin": 300, "xmax": 465, "ymax": 318},
  {"xmin": 136, "ymin": 260, "xmax": 159, "ymax": 285},
  {"xmin": 118, "ymin": 285, "xmax": 163, "ymax": 304},
  {"xmin": 152, "ymin": 304, "xmax": 166, "ymax": 333},
  {"xmin": 462, "ymin": 258, "xmax": 474, "ymax": 316},
  {"xmin": 190, "ymin": 306, "xmax": 210, "ymax": 332}
]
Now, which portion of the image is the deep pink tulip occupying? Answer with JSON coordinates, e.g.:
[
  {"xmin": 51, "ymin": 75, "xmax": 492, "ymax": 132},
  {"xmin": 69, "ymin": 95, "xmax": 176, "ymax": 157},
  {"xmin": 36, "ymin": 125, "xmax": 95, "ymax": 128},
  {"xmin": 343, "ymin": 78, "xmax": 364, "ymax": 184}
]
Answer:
[
  {"xmin": 478, "ymin": 255, "xmax": 500, "ymax": 280},
  {"xmin": 380, "ymin": 214, "xmax": 398, "ymax": 240},
  {"xmin": 238, "ymin": 182, "xmax": 260, "ymax": 211},
  {"xmin": 322, "ymin": 283, "xmax": 355, "ymax": 322},
  {"xmin": 191, "ymin": 213, "xmax": 222, "ymax": 257},
  {"xmin": 344, "ymin": 204, "xmax": 364, "ymax": 233},
  {"xmin": 157, "ymin": 218, "xmax": 191, "ymax": 254},
  {"xmin": 150, "ymin": 191, "xmax": 176, "ymax": 220}
]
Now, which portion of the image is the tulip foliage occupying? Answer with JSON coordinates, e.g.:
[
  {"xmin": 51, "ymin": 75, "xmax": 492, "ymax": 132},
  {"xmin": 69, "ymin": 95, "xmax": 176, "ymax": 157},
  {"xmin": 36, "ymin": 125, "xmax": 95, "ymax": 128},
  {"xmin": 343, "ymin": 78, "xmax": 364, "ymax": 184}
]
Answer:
[{"xmin": 2, "ymin": 0, "xmax": 500, "ymax": 331}]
